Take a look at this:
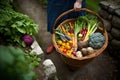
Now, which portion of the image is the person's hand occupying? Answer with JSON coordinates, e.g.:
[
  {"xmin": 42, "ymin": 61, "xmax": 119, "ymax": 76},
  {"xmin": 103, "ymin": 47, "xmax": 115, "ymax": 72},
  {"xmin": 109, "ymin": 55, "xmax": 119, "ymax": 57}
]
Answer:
[{"xmin": 74, "ymin": 0, "xmax": 82, "ymax": 11}]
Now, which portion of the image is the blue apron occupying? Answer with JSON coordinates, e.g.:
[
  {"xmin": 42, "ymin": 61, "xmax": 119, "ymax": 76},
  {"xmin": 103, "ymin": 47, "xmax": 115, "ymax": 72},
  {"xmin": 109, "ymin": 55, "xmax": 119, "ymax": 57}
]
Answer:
[{"xmin": 47, "ymin": 0, "xmax": 86, "ymax": 33}]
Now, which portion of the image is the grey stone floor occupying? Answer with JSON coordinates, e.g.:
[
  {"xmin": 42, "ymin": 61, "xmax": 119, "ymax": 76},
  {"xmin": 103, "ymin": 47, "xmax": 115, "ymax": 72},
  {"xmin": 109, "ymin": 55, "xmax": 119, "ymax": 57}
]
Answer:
[{"xmin": 13, "ymin": 0, "xmax": 119, "ymax": 80}]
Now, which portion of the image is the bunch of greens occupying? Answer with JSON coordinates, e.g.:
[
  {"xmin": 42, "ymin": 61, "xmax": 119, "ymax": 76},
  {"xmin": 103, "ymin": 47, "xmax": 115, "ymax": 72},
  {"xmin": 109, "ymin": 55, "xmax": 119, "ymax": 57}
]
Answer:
[
  {"xmin": 74, "ymin": 15, "xmax": 99, "ymax": 41},
  {"xmin": 0, "ymin": 45, "xmax": 41, "ymax": 80},
  {"xmin": 0, "ymin": 0, "xmax": 39, "ymax": 46}
]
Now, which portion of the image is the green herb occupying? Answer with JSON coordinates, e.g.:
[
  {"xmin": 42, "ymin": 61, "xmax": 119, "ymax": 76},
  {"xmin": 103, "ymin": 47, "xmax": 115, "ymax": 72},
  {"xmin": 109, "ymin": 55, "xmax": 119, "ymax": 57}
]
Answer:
[
  {"xmin": 26, "ymin": 51, "xmax": 41, "ymax": 67},
  {"xmin": 0, "ymin": 0, "xmax": 39, "ymax": 46}
]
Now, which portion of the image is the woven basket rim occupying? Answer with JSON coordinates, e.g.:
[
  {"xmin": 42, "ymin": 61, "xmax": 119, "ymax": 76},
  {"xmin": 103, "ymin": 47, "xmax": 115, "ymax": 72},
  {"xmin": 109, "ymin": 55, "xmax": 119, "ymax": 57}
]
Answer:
[
  {"xmin": 52, "ymin": 8, "xmax": 108, "ymax": 61},
  {"xmin": 52, "ymin": 18, "xmax": 108, "ymax": 61}
]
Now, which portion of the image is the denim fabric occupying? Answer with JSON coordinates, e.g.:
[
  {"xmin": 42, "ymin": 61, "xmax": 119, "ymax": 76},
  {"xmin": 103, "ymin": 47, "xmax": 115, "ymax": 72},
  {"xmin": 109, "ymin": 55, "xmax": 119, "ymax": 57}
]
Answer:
[{"xmin": 47, "ymin": 0, "xmax": 86, "ymax": 33}]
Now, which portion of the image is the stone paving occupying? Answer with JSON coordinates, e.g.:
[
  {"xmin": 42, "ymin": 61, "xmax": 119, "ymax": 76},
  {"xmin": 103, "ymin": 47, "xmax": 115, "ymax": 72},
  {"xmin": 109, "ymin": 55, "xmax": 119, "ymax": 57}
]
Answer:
[{"xmin": 13, "ymin": 0, "xmax": 119, "ymax": 80}]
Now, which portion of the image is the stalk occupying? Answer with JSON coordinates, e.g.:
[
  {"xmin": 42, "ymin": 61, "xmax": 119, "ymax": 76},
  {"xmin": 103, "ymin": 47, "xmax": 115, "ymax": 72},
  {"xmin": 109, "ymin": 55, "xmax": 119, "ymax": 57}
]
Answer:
[
  {"xmin": 73, "ymin": 20, "xmax": 84, "ymax": 51},
  {"xmin": 83, "ymin": 21, "xmax": 98, "ymax": 41}
]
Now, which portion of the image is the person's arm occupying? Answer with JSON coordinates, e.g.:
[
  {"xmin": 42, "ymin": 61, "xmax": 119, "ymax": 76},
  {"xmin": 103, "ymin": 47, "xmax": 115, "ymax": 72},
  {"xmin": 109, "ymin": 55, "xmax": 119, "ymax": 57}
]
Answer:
[
  {"xmin": 74, "ymin": 0, "xmax": 82, "ymax": 9},
  {"xmin": 76, "ymin": 0, "xmax": 82, "ymax": 3}
]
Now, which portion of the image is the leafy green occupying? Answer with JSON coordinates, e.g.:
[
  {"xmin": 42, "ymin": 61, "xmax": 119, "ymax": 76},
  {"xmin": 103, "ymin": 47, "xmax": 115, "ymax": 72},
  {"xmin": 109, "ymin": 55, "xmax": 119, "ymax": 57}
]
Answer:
[
  {"xmin": 0, "ymin": 0, "xmax": 39, "ymax": 46},
  {"xmin": 0, "ymin": 45, "xmax": 38, "ymax": 80},
  {"xmin": 83, "ymin": 15, "xmax": 99, "ymax": 41},
  {"xmin": 74, "ymin": 16, "xmax": 88, "ymax": 36},
  {"xmin": 26, "ymin": 51, "xmax": 41, "ymax": 67},
  {"xmin": 0, "ymin": 1, "xmax": 41, "ymax": 80}
]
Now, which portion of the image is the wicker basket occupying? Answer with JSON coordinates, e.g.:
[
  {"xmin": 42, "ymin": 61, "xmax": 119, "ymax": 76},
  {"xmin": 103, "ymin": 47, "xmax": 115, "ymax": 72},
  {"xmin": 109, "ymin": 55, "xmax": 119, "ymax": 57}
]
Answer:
[{"xmin": 52, "ymin": 8, "xmax": 108, "ymax": 69}]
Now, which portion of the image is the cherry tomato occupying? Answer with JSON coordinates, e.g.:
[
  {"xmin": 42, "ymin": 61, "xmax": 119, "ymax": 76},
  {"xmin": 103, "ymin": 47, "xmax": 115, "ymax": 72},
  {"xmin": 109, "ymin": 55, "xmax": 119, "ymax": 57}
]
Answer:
[
  {"xmin": 68, "ymin": 40, "xmax": 73, "ymax": 44},
  {"xmin": 66, "ymin": 51, "xmax": 72, "ymax": 57},
  {"xmin": 70, "ymin": 33, "xmax": 74, "ymax": 37},
  {"xmin": 57, "ymin": 40, "xmax": 62, "ymax": 45},
  {"xmin": 66, "ymin": 45, "xmax": 71, "ymax": 50},
  {"xmin": 67, "ymin": 32, "xmax": 71, "ymax": 36},
  {"xmin": 66, "ymin": 42, "xmax": 70, "ymax": 46},
  {"xmin": 59, "ymin": 47, "xmax": 64, "ymax": 52},
  {"xmin": 62, "ymin": 42, "xmax": 66, "ymax": 46},
  {"xmin": 63, "ymin": 48, "xmax": 67, "ymax": 53},
  {"xmin": 60, "ymin": 45, "xmax": 65, "ymax": 49}
]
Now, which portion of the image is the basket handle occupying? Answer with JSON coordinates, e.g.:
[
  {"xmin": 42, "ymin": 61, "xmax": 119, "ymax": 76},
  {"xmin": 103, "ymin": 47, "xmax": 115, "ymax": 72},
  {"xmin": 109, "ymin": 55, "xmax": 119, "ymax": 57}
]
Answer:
[{"xmin": 53, "ymin": 8, "xmax": 105, "ymax": 33}]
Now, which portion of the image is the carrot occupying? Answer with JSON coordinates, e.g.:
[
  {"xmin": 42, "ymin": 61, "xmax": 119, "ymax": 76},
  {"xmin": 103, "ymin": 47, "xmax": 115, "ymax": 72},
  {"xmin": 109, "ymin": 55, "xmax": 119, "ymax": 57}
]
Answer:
[
  {"xmin": 72, "ymin": 36, "xmax": 75, "ymax": 47},
  {"xmin": 68, "ymin": 22, "xmax": 73, "ymax": 30},
  {"xmin": 60, "ymin": 25, "xmax": 67, "ymax": 35},
  {"xmin": 72, "ymin": 35, "xmax": 77, "ymax": 51}
]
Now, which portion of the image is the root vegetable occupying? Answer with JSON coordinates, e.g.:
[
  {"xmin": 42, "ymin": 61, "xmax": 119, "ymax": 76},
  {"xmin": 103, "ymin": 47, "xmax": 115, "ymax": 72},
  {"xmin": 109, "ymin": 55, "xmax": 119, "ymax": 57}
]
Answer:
[
  {"xmin": 77, "ymin": 41, "xmax": 88, "ymax": 50},
  {"xmin": 72, "ymin": 35, "xmax": 78, "ymax": 51},
  {"xmin": 76, "ymin": 51, "xmax": 83, "ymax": 58},
  {"xmin": 81, "ymin": 48, "xmax": 89, "ymax": 56},
  {"xmin": 87, "ymin": 47, "xmax": 94, "ymax": 54}
]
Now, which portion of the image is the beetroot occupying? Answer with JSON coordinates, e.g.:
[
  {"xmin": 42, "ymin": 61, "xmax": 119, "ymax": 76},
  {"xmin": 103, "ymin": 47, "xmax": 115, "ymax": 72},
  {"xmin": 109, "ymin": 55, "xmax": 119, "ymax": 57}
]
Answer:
[{"xmin": 22, "ymin": 35, "xmax": 34, "ymax": 46}]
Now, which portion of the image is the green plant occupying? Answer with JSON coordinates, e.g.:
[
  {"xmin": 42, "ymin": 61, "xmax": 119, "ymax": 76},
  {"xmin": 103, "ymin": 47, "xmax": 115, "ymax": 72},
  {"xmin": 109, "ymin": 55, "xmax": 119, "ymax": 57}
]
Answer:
[
  {"xmin": 86, "ymin": 0, "xmax": 103, "ymax": 12},
  {"xmin": 38, "ymin": 0, "xmax": 47, "ymax": 5},
  {"xmin": 0, "ymin": 45, "xmax": 39, "ymax": 80},
  {"xmin": 0, "ymin": 0, "xmax": 39, "ymax": 46},
  {"xmin": 25, "ymin": 50, "xmax": 41, "ymax": 67}
]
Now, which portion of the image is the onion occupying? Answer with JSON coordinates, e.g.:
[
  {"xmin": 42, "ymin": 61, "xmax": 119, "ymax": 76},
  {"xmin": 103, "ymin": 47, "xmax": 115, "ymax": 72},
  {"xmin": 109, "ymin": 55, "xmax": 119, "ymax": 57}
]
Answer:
[
  {"xmin": 76, "ymin": 51, "xmax": 83, "ymax": 58},
  {"xmin": 86, "ymin": 47, "xmax": 94, "ymax": 54},
  {"xmin": 81, "ymin": 48, "xmax": 89, "ymax": 56}
]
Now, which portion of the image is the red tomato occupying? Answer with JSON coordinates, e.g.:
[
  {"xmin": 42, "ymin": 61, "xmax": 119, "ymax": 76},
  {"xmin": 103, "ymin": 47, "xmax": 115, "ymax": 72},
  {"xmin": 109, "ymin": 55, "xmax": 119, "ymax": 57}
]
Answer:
[{"xmin": 63, "ymin": 48, "xmax": 67, "ymax": 53}]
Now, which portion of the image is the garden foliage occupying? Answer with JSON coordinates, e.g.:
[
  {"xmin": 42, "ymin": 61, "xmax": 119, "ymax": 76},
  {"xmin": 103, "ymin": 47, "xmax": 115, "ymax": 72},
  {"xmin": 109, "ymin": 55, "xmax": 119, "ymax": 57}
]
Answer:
[
  {"xmin": 0, "ymin": 45, "xmax": 37, "ymax": 80},
  {"xmin": 0, "ymin": 0, "xmax": 39, "ymax": 46}
]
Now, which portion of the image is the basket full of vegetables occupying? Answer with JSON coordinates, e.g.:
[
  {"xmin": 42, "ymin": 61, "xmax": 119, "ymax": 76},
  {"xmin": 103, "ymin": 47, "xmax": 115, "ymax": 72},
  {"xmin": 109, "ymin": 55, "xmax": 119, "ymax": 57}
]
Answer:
[{"xmin": 52, "ymin": 8, "xmax": 108, "ymax": 68}]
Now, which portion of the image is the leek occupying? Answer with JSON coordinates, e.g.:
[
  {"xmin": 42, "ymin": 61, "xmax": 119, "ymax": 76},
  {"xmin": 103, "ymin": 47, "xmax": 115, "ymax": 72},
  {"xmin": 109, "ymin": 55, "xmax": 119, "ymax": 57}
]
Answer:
[{"xmin": 84, "ymin": 20, "xmax": 98, "ymax": 41}]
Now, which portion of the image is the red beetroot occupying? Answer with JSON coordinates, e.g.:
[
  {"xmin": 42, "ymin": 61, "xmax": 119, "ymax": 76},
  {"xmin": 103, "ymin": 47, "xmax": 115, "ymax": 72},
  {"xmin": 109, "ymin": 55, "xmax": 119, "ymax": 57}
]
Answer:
[{"xmin": 79, "ymin": 28, "xmax": 88, "ymax": 41}]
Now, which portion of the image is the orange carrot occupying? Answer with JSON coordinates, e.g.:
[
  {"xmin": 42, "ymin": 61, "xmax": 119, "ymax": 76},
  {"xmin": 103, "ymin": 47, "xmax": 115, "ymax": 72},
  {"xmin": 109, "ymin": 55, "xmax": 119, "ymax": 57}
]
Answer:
[
  {"xmin": 68, "ymin": 22, "xmax": 73, "ymax": 30},
  {"xmin": 60, "ymin": 25, "xmax": 67, "ymax": 35},
  {"xmin": 72, "ymin": 35, "xmax": 77, "ymax": 51},
  {"xmin": 72, "ymin": 36, "xmax": 75, "ymax": 47}
]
